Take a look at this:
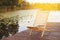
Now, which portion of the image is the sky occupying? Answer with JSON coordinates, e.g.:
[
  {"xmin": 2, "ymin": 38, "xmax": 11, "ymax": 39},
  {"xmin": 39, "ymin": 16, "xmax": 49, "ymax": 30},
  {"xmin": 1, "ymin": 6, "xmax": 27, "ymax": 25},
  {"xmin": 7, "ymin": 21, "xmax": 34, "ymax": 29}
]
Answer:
[{"xmin": 25, "ymin": 0, "xmax": 60, "ymax": 3}]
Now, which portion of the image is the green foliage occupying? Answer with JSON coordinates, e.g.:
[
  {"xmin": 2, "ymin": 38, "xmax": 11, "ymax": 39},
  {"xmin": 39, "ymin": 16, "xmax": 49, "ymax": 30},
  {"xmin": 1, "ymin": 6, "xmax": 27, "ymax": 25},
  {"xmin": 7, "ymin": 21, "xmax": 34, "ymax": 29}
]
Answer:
[
  {"xmin": 0, "ymin": 0, "xmax": 18, "ymax": 6},
  {"xmin": 0, "ymin": 15, "xmax": 19, "ymax": 39},
  {"xmin": 0, "ymin": 0, "xmax": 30, "ymax": 9},
  {"xmin": 0, "ymin": 0, "xmax": 19, "ymax": 10},
  {"xmin": 0, "ymin": 0, "xmax": 31, "ymax": 13}
]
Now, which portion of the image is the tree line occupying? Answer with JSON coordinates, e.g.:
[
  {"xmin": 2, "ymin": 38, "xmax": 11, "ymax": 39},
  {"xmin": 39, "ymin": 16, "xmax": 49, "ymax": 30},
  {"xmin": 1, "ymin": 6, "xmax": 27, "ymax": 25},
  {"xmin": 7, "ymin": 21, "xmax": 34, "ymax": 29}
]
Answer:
[{"xmin": 0, "ymin": 0, "xmax": 30, "ymax": 10}]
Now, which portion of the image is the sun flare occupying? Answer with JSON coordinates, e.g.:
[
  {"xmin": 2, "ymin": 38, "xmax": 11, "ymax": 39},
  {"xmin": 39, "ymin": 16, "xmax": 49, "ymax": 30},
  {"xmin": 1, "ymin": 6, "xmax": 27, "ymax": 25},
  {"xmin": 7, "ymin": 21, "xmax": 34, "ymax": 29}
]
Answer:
[{"xmin": 25, "ymin": 0, "xmax": 59, "ymax": 3}]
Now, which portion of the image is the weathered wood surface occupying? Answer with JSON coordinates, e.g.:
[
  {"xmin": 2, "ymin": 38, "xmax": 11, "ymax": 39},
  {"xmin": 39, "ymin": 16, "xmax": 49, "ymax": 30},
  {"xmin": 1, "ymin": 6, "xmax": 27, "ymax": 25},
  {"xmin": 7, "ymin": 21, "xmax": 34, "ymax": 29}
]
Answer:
[{"xmin": 1, "ymin": 22, "xmax": 60, "ymax": 40}]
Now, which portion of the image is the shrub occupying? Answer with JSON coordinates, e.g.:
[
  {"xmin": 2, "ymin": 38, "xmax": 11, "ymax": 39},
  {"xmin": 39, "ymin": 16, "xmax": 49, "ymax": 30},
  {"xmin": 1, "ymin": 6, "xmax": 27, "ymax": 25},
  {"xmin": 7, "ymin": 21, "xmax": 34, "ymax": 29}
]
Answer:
[{"xmin": 0, "ymin": 15, "xmax": 19, "ymax": 39}]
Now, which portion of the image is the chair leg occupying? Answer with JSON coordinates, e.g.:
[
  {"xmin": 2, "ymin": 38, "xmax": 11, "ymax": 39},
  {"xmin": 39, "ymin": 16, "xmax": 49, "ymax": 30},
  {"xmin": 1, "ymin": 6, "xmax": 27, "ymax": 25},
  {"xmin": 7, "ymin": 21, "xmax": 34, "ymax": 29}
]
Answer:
[
  {"xmin": 41, "ymin": 30, "xmax": 45, "ymax": 38},
  {"xmin": 29, "ymin": 29, "xmax": 32, "ymax": 35}
]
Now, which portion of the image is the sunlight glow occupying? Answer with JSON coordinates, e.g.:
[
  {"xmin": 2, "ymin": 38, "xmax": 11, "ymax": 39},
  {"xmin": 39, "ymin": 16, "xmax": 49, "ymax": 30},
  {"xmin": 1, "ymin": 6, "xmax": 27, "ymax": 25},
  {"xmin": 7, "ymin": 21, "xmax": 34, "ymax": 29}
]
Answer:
[{"xmin": 25, "ymin": 0, "xmax": 60, "ymax": 3}]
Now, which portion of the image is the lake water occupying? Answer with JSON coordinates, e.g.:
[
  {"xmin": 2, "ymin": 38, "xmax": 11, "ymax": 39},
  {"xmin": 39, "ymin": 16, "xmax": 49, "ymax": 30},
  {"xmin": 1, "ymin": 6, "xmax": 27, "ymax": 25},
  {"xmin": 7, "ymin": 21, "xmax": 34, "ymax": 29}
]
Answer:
[{"xmin": 0, "ymin": 9, "xmax": 60, "ymax": 32}]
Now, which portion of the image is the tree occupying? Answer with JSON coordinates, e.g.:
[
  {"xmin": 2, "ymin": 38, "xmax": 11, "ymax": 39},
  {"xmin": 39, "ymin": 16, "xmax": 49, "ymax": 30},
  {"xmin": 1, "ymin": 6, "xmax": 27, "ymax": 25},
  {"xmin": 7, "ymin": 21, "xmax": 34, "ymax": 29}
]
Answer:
[
  {"xmin": 0, "ymin": 0, "xmax": 19, "ymax": 9},
  {"xmin": 0, "ymin": 0, "xmax": 31, "ymax": 11}
]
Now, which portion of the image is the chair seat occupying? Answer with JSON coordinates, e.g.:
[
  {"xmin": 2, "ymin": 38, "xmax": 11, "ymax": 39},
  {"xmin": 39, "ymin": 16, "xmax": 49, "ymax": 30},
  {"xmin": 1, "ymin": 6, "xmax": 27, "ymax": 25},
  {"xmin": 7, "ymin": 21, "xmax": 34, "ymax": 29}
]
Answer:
[{"xmin": 27, "ymin": 26, "xmax": 50, "ymax": 32}]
